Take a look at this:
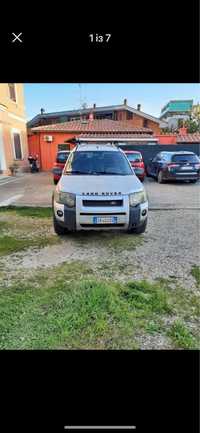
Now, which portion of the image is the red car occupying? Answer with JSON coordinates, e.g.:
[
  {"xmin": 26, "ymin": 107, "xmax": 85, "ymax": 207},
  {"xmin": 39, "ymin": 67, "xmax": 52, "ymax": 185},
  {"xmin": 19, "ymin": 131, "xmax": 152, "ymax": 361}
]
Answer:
[
  {"xmin": 52, "ymin": 150, "xmax": 70, "ymax": 184},
  {"xmin": 124, "ymin": 150, "xmax": 146, "ymax": 182}
]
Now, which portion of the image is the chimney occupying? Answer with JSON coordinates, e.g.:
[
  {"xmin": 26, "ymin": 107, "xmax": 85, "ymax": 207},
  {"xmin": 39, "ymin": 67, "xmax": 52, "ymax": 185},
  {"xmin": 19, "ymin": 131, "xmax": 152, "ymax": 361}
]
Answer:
[
  {"xmin": 179, "ymin": 127, "xmax": 187, "ymax": 135},
  {"xmin": 40, "ymin": 108, "xmax": 45, "ymax": 115},
  {"xmin": 124, "ymin": 98, "xmax": 127, "ymax": 105},
  {"xmin": 137, "ymin": 104, "xmax": 141, "ymax": 111},
  {"xmin": 93, "ymin": 103, "xmax": 96, "ymax": 109}
]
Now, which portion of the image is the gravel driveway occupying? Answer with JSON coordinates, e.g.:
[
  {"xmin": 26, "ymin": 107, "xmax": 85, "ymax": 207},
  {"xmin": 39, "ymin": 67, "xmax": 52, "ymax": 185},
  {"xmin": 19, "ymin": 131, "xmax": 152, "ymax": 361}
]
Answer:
[
  {"xmin": 1, "ymin": 208, "xmax": 199, "ymax": 292},
  {"xmin": 0, "ymin": 176, "xmax": 199, "ymax": 290}
]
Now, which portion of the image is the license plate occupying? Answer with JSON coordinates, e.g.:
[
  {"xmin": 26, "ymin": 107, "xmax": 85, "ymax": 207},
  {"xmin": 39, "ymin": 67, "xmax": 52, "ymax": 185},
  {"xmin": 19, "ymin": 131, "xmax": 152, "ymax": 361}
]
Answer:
[
  {"xmin": 181, "ymin": 166, "xmax": 193, "ymax": 170},
  {"xmin": 93, "ymin": 216, "xmax": 118, "ymax": 224}
]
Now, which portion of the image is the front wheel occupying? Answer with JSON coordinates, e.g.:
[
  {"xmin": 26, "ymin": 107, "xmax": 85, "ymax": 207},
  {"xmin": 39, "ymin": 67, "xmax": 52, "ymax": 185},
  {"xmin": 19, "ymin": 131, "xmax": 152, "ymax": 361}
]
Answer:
[
  {"xmin": 128, "ymin": 219, "xmax": 147, "ymax": 235},
  {"xmin": 189, "ymin": 179, "xmax": 198, "ymax": 183},
  {"xmin": 53, "ymin": 214, "xmax": 67, "ymax": 235}
]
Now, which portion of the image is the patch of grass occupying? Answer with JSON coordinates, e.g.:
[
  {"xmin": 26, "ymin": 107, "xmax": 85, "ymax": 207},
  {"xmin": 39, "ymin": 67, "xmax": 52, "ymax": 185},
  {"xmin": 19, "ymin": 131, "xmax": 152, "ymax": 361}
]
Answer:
[
  {"xmin": 145, "ymin": 320, "xmax": 164, "ymax": 335},
  {"xmin": 167, "ymin": 321, "xmax": 199, "ymax": 349},
  {"xmin": 0, "ymin": 263, "xmax": 178, "ymax": 350},
  {"xmin": 191, "ymin": 266, "xmax": 200, "ymax": 287},
  {"xmin": 0, "ymin": 250, "xmax": 199, "ymax": 349},
  {"xmin": 0, "ymin": 206, "xmax": 52, "ymax": 218},
  {"xmin": 120, "ymin": 280, "xmax": 172, "ymax": 315},
  {"xmin": 0, "ymin": 234, "xmax": 59, "ymax": 256}
]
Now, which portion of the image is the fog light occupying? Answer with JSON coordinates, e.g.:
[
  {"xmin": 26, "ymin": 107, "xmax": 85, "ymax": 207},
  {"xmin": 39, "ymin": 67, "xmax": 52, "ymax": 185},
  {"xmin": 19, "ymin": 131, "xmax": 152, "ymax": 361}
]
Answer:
[
  {"xmin": 142, "ymin": 209, "xmax": 147, "ymax": 216},
  {"xmin": 57, "ymin": 210, "xmax": 63, "ymax": 217}
]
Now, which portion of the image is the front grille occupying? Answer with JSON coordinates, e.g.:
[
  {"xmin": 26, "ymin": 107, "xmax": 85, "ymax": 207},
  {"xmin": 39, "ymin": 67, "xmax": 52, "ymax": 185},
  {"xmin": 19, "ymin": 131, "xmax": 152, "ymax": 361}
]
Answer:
[
  {"xmin": 80, "ymin": 212, "xmax": 126, "ymax": 216},
  {"xmin": 80, "ymin": 223, "xmax": 125, "ymax": 228},
  {"xmin": 82, "ymin": 200, "xmax": 123, "ymax": 207}
]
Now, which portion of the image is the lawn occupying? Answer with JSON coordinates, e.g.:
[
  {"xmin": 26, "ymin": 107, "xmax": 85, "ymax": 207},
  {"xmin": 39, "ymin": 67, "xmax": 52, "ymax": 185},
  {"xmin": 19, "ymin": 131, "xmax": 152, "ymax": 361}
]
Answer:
[
  {"xmin": 0, "ymin": 207, "xmax": 199, "ymax": 350},
  {"xmin": 0, "ymin": 261, "xmax": 199, "ymax": 350}
]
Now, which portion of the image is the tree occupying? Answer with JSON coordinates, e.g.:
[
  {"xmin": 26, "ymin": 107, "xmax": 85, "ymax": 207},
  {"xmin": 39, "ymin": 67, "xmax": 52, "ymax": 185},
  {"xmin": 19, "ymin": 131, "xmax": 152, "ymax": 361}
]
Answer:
[{"xmin": 185, "ymin": 116, "xmax": 200, "ymax": 133}]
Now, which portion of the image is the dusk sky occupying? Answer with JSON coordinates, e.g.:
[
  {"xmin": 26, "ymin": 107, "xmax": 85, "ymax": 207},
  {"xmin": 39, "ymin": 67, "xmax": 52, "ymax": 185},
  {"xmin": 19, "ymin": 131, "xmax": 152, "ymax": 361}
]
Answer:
[{"xmin": 24, "ymin": 83, "xmax": 200, "ymax": 120}]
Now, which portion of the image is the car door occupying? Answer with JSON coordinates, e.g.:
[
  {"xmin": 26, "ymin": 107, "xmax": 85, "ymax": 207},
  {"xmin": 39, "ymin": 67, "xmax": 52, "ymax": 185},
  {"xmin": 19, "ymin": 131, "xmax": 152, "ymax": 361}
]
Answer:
[{"xmin": 149, "ymin": 154, "xmax": 161, "ymax": 177}]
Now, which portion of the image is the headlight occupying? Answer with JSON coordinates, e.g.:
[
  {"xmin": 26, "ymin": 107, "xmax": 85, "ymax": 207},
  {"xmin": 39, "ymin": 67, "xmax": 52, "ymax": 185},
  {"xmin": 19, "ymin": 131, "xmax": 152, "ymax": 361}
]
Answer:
[
  {"xmin": 129, "ymin": 190, "xmax": 147, "ymax": 206},
  {"xmin": 54, "ymin": 191, "xmax": 75, "ymax": 207}
]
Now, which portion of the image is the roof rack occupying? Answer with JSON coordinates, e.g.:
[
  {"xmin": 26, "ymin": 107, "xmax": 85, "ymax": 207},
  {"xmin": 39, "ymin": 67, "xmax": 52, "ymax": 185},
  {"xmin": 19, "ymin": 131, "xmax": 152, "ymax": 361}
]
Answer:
[{"xmin": 76, "ymin": 139, "xmax": 117, "ymax": 148}]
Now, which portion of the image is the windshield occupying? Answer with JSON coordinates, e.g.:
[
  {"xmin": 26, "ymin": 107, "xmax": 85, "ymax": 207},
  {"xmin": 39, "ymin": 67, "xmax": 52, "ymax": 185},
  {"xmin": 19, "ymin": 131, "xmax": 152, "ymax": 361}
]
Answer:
[
  {"xmin": 64, "ymin": 151, "xmax": 133, "ymax": 175},
  {"xmin": 172, "ymin": 154, "xmax": 200, "ymax": 163},
  {"xmin": 56, "ymin": 152, "xmax": 70, "ymax": 163},
  {"xmin": 126, "ymin": 153, "xmax": 142, "ymax": 162}
]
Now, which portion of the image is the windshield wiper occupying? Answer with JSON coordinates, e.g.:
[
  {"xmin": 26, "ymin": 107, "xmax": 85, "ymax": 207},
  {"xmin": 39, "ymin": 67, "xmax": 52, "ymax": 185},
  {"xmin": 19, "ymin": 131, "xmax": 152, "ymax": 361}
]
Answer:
[
  {"xmin": 89, "ymin": 171, "xmax": 125, "ymax": 175},
  {"xmin": 65, "ymin": 170, "xmax": 90, "ymax": 175}
]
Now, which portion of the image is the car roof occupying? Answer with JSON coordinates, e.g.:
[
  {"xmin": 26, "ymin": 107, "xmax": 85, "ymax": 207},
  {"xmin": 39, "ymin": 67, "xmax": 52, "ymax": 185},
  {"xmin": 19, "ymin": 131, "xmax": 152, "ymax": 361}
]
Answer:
[
  {"xmin": 159, "ymin": 151, "xmax": 195, "ymax": 155},
  {"xmin": 124, "ymin": 150, "xmax": 142, "ymax": 154}
]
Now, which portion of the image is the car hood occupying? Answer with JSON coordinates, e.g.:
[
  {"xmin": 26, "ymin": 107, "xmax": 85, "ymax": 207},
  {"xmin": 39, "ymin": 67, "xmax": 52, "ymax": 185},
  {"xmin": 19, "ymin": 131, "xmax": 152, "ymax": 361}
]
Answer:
[{"xmin": 58, "ymin": 174, "xmax": 143, "ymax": 195}]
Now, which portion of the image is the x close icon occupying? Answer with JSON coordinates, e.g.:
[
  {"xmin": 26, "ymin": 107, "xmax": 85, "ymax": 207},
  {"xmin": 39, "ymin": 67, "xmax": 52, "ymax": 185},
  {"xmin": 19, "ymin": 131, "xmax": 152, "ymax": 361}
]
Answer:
[{"xmin": 11, "ymin": 32, "xmax": 23, "ymax": 43}]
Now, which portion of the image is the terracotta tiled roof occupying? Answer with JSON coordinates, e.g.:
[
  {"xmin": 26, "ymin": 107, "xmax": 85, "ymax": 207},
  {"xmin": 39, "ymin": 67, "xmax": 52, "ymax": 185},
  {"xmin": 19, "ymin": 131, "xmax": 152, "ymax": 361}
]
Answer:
[
  {"xmin": 31, "ymin": 119, "xmax": 153, "ymax": 134},
  {"xmin": 79, "ymin": 133, "xmax": 157, "ymax": 140},
  {"xmin": 176, "ymin": 133, "xmax": 200, "ymax": 143}
]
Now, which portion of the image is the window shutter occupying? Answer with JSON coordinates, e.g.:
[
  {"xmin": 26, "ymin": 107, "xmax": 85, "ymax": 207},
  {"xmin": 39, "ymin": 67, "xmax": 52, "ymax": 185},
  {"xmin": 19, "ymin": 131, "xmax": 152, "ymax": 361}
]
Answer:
[
  {"xmin": 8, "ymin": 84, "xmax": 17, "ymax": 102},
  {"xmin": 13, "ymin": 133, "xmax": 22, "ymax": 159}
]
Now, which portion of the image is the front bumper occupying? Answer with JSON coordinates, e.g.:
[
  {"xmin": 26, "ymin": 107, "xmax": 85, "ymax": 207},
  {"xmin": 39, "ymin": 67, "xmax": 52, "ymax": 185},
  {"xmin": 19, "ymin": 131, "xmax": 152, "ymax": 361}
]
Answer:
[{"xmin": 53, "ymin": 194, "xmax": 148, "ymax": 231}]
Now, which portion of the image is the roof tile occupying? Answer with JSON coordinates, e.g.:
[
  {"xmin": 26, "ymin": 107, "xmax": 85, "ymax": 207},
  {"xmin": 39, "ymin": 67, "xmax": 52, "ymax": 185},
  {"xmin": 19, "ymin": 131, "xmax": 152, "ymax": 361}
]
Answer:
[{"xmin": 31, "ymin": 119, "xmax": 153, "ymax": 134}]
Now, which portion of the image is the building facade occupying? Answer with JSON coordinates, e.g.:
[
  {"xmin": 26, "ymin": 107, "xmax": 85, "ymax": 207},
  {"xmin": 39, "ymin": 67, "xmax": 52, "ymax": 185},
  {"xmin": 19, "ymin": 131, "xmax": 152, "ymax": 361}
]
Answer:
[
  {"xmin": 0, "ymin": 83, "xmax": 29, "ymax": 174},
  {"xmin": 28, "ymin": 119, "xmax": 157, "ymax": 170},
  {"xmin": 160, "ymin": 100, "xmax": 193, "ymax": 130},
  {"xmin": 27, "ymin": 100, "xmax": 163, "ymax": 134}
]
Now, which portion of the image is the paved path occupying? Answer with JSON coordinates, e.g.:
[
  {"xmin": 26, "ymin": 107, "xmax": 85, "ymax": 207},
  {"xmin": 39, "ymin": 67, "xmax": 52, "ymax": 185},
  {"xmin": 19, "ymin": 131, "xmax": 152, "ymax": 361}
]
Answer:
[
  {"xmin": 0, "ymin": 172, "xmax": 199, "ymax": 209},
  {"xmin": 0, "ymin": 173, "xmax": 54, "ymax": 207}
]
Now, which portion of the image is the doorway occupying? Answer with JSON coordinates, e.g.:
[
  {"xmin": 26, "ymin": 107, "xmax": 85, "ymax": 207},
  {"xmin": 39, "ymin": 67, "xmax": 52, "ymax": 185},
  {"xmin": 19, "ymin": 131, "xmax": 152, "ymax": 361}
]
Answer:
[{"xmin": 0, "ymin": 126, "xmax": 7, "ymax": 172}]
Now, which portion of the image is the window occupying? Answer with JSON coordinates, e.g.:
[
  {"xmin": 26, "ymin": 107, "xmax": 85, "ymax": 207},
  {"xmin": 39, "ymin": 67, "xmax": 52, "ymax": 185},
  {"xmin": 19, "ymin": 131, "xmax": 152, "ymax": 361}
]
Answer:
[
  {"xmin": 58, "ymin": 144, "xmax": 70, "ymax": 151},
  {"xmin": 13, "ymin": 132, "xmax": 22, "ymax": 159},
  {"xmin": 56, "ymin": 151, "xmax": 70, "ymax": 163},
  {"xmin": 143, "ymin": 119, "xmax": 148, "ymax": 128},
  {"xmin": 172, "ymin": 154, "xmax": 200, "ymax": 163},
  {"xmin": 127, "ymin": 111, "xmax": 133, "ymax": 120},
  {"xmin": 8, "ymin": 84, "xmax": 17, "ymax": 102},
  {"xmin": 64, "ymin": 151, "xmax": 133, "ymax": 175},
  {"xmin": 126, "ymin": 153, "xmax": 142, "ymax": 162}
]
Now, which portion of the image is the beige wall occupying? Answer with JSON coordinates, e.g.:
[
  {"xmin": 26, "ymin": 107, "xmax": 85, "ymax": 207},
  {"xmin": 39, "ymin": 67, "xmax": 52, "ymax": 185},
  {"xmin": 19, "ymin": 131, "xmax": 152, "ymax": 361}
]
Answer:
[{"xmin": 0, "ymin": 83, "xmax": 29, "ymax": 174}]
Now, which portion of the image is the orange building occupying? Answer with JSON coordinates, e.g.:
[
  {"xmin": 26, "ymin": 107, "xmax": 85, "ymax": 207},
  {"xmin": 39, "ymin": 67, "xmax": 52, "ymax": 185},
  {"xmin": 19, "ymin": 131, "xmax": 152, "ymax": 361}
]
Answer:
[
  {"xmin": 0, "ymin": 83, "xmax": 29, "ymax": 175},
  {"xmin": 28, "ymin": 119, "xmax": 156, "ymax": 171}
]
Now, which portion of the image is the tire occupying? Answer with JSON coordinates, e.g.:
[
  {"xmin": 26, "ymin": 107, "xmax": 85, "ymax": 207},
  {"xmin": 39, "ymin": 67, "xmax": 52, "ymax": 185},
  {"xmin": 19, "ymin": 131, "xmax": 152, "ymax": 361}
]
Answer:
[
  {"xmin": 157, "ymin": 170, "xmax": 165, "ymax": 184},
  {"xmin": 189, "ymin": 179, "xmax": 198, "ymax": 183},
  {"xmin": 53, "ymin": 214, "xmax": 67, "ymax": 235},
  {"xmin": 128, "ymin": 219, "xmax": 147, "ymax": 235}
]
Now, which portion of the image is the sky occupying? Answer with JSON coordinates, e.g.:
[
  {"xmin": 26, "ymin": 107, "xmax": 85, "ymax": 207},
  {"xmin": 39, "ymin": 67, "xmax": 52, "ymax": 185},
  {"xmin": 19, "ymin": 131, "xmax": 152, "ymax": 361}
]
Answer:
[{"xmin": 24, "ymin": 83, "xmax": 200, "ymax": 120}]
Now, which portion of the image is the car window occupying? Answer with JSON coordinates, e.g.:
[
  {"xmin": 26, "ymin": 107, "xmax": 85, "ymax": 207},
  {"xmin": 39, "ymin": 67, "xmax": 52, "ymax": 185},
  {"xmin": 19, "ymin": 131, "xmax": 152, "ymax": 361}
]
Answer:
[
  {"xmin": 64, "ymin": 151, "xmax": 133, "ymax": 175},
  {"xmin": 56, "ymin": 152, "xmax": 70, "ymax": 163},
  {"xmin": 152, "ymin": 155, "xmax": 160, "ymax": 162},
  {"xmin": 126, "ymin": 153, "xmax": 142, "ymax": 162},
  {"xmin": 172, "ymin": 154, "xmax": 200, "ymax": 163}
]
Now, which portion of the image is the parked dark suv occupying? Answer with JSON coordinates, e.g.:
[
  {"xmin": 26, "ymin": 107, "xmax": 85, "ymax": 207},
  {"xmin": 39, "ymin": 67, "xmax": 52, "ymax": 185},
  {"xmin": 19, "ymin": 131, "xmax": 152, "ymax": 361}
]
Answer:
[{"xmin": 146, "ymin": 151, "xmax": 200, "ymax": 183}]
